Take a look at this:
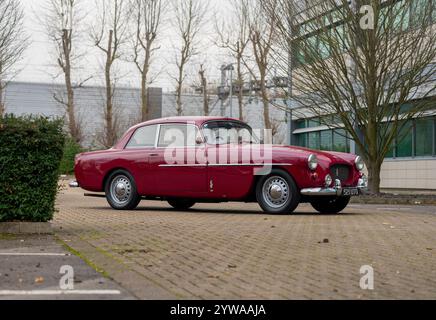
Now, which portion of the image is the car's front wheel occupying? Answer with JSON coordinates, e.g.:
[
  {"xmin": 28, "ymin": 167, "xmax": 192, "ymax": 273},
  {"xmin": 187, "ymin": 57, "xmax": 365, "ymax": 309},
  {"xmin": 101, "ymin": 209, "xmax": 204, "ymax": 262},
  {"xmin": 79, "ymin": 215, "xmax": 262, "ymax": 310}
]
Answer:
[
  {"xmin": 105, "ymin": 170, "xmax": 141, "ymax": 210},
  {"xmin": 310, "ymin": 197, "xmax": 350, "ymax": 214},
  {"xmin": 168, "ymin": 199, "xmax": 196, "ymax": 211},
  {"xmin": 256, "ymin": 169, "xmax": 300, "ymax": 215}
]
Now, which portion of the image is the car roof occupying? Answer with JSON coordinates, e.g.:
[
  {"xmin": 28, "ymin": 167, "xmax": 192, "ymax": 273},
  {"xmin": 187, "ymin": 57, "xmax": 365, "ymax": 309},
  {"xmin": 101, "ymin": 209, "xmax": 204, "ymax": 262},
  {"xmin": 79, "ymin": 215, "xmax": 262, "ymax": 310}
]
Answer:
[{"xmin": 130, "ymin": 116, "xmax": 244, "ymax": 130}]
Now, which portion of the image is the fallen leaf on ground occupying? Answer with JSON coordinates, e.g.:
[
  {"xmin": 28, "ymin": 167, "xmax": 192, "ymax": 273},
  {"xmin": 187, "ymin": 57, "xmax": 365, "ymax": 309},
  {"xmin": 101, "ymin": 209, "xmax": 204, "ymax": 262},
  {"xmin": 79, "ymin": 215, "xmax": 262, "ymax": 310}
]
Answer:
[{"xmin": 35, "ymin": 277, "xmax": 44, "ymax": 284}]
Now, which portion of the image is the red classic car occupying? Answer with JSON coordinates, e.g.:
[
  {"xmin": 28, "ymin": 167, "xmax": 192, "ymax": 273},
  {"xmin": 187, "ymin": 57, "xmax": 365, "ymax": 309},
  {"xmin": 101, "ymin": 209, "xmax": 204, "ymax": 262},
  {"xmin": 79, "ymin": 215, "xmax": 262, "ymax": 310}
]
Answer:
[{"xmin": 74, "ymin": 116, "xmax": 368, "ymax": 214}]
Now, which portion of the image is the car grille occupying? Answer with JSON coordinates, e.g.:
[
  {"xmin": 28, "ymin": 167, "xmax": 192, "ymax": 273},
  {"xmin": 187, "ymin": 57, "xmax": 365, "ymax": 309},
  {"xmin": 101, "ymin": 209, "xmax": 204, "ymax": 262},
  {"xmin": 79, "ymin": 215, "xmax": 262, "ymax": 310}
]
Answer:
[{"xmin": 330, "ymin": 165, "xmax": 351, "ymax": 182}]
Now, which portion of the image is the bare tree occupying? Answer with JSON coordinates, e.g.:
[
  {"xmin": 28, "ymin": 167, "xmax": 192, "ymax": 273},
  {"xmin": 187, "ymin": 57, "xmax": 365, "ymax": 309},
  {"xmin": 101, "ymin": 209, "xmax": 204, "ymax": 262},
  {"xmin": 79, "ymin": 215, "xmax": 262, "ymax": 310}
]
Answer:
[
  {"xmin": 171, "ymin": 0, "xmax": 208, "ymax": 116},
  {"xmin": 266, "ymin": 0, "xmax": 436, "ymax": 193},
  {"xmin": 0, "ymin": 0, "xmax": 28, "ymax": 117},
  {"xmin": 131, "ymin": 0, "xmax": 163, "ymax": 122},
  {"xmin": 198, "ymin": 64, "xmax": 210, "ymax": 115},
  {"xmin": 41, "ymin": 0, "xmax": 87, "ymax": 143},
  {"xmin": 244, "ymin": 0, "xmax": 277, "ymax": 131},
  {"xmin": 216, "ymin": 0, "xmax": 250, "ymax": 121},
  {"xmin": 91, "ymin": 0, "xmax": 129, "ymax": 148}
]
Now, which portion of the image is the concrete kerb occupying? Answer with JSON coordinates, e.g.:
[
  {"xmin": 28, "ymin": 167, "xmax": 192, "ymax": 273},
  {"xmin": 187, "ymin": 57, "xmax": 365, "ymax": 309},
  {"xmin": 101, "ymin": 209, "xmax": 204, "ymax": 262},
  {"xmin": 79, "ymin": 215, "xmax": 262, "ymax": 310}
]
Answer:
[{"xmin": 0, "ymin": 222, "xmax": 53, "ymax": 235}]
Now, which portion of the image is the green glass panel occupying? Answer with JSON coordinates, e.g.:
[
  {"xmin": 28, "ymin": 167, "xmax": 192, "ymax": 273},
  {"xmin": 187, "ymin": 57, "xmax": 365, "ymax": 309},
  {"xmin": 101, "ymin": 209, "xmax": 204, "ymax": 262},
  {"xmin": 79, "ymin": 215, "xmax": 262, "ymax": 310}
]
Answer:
[
  {"xmin": 396, "ymin": 121, "xmax": 413, "ymax": 157},
  {"xmin": 320, "ymin": 130, "xmax": 333, "ymax": 151},
  {"xmin": 319, "ymin": 35, "xmax": 331, "ymax": 59},
  {"xmin": 433, "ymin": 0, "xmax": 436, "ymax": 22},
  {"xmin": 415, "ymin": 118, "xmax": 434, "ymax": 156},
  {"xmin": 296, "ymin": 120, "xmax": 307, "ymax": 129},
  {"xmin": 308, "ymin": 132, "xmax": 320, "ymax": 150},
  {"xmin": 411, "ymin": 0, "xmax": 431, "ymax": 27},
  {"xmin": 333, "ymin": 129, "xmax": 349, "ymax": 152},
  {"xmin": 297, "ymin": 134, "xmax": 308, "ymax": 148},
  {"xmin": 308, "ymin": 118, "xmax": 320, "ymax": 128},
  {"xmin": 386, "ymin": 141, "xmax": 395, "ymax": 158},
  {"xmin": 332, "ymin": 24, "xmax": 346, "ymax": 51},
  {"xmin": 393, "ymin": 0, "xmax": 410, "ymax": 31}
]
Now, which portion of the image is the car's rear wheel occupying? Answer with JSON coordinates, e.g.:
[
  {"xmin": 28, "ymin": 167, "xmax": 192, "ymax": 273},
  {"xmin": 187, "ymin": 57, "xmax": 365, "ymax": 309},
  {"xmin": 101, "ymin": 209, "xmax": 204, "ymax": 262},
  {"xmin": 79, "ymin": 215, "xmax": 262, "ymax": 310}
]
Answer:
[
  {"xmin": 105, "ymin": 170, "xmax": 141, "ymax": 210},
  {"xmin": 310, "ymin": 196, "xmax": 351, "ymax": 214},
  {"xmin": 168, "ymin": 199, "xmax": 196, "ymax": 211},
  {"xmin": 256, "ymin": 169, "xmax": 300, "ymax": 215}
]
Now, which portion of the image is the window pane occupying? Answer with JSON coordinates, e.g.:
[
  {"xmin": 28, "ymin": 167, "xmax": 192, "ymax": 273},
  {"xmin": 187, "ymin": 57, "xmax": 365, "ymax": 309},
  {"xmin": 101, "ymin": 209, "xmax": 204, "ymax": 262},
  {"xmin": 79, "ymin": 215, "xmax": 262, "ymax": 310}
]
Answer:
[
  {"xmin": 296, "ymin": 134, "xmax": 307, "ymax": 147},
  {"xmin": 415, "ymin": 118, "xmax": 434, "ymax": 156},
  {"xmin": 386, "ymin": 141, "xmax": 395, "ymax": 158},
  {"xmin": 396, "ymin": 121, "xmax": 413, "ymax": 157},
  {"xmin": 126, "ymin": 125, "xmax": 157, "ymax": 148},
  {"xmin": 296, "ymin": 120, "xmax": 307, "ymax": 129},
  {"xmin": 433, "ymin": 0, "xmax": 436, "ymax": 22},
  {"xmin": 393, "ymin": 0, "xmax": 410, "ymax": 31},
  {"xmin": 411, "ymin": 0, "xmax": 431, "ymax": 27},
  {"xmin": 308, "ymin": 117, "xmax": 320, "ymax": 128},
  {"xmin": 308, "ymin": 132, "xmax": 320, "ymax": 150},
  {"xmin": 333, "ymin": 129, "xmax": 349, "ymax": 152},
  {"xmin": 158, "ymin": 125, "xmax": 198, "ymax": 148},
  {"xmin": 320, "ymin": 130, "xmax": 333, "ymax": 151},
  {"xmin": 318, "ymin": 33, "xmax": 331, "ymax": 59}
]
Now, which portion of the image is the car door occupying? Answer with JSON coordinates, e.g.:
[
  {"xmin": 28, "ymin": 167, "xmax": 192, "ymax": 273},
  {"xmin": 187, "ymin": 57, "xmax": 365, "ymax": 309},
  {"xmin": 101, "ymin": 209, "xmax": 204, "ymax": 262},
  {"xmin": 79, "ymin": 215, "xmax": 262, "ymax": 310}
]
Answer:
[
  {"xmin": 149, "ymin": 123, "xmax": 208, "ymax": 197},
  {"xmin": 203, "ymin": 122, "xmax": 256, "ymax": 200},
  {"xmin": 123, "ymin": 124, "xmax": 159, "ymax": 196}
]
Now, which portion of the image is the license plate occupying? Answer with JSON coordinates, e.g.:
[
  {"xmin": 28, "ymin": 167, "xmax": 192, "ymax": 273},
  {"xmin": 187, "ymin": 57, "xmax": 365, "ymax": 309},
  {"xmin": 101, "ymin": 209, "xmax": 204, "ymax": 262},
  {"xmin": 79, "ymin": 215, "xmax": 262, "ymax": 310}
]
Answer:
[{"xmin": 342, "ymin": 188, "xmax": 360, "ymax": 196}]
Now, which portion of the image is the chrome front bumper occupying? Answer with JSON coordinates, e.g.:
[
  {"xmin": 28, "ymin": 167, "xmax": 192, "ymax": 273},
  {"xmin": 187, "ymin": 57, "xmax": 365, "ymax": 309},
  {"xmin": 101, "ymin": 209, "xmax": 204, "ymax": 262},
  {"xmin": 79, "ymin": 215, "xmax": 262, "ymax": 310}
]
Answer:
[{"xmin": 301, "ymin": 178, "xmax": 368, "ymax": 197}]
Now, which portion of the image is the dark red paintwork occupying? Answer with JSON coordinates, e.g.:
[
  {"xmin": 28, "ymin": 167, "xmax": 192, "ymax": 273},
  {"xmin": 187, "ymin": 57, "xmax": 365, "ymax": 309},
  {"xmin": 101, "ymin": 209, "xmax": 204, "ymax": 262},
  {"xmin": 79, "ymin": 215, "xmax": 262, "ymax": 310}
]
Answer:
[{"xmin": 74, "ymin": 117, "xmax": 362, "ymax": 201}]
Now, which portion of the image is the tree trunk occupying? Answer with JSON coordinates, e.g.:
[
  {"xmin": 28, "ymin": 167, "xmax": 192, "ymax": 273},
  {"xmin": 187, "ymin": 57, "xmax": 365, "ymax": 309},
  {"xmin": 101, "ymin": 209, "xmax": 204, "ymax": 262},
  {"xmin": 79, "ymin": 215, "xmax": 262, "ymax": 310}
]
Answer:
[
  {"xmin": 202, "ymin": 86, "xmax": 209, "ymax": 116},
  {"xmin": 366, "ymin": 115, "xmax": 381, "ymax": 193},
  {"xmin": 141, "ymin": 71, "xmax": 148, "ymax": 122},
  {"xmin": 105, "ymin": 30, "xmax": 115, "ymax": 148},
  {"xmin": 236, "ymin": 56, "xmax": 244, "ymax": 121},
  {"xmin": 367, "ymin": 161, "xmax": 382, "ymax": 194},
  {"xmin": 0, "ymin": 65, "xmax": 4, "ymax": 117},
  {"xmin": 175, "ymin": 61, "xmax": 185, "ymax": 116},
  {"xmin": 176, "ymin": 82, "xmax": 182, "ymax": 116},
  {"xmin": 260, "ymin": 73, "xmax": 271, "ymax": 131},
  {"xmin": 63, "ymin": 37, "xmax": 79, "ymax": 143},
  {"xmin": 199, "ymin": 66, "xmax": 209, "ymax": 116},
  {"xmin": 0, "ymin": 83, "xmax": 4, "ymax": 118},
  {"xmin": 141, "ymin": 49, "xmax": 151, "ymax": 122}
]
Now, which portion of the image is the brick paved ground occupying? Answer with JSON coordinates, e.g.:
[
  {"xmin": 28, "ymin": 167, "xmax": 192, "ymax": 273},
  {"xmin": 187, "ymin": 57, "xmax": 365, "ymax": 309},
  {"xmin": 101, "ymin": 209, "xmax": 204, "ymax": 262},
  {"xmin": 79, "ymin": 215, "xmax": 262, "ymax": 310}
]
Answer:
[{"xmin": 54, "ymin": 188, "xmax": 436, "ymax": 300}]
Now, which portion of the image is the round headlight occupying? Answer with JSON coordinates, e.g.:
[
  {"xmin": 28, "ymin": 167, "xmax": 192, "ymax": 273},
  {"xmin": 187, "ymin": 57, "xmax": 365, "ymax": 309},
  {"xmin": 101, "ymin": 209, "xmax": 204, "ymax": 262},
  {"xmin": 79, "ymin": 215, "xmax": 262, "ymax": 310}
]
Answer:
[
  {"xmin": 308, "ymin": 154, "xmax": 318, "ymax": 171},
  {"xmin": 355, "ymin": 156, "xmax": 365, "ymax": 171}
]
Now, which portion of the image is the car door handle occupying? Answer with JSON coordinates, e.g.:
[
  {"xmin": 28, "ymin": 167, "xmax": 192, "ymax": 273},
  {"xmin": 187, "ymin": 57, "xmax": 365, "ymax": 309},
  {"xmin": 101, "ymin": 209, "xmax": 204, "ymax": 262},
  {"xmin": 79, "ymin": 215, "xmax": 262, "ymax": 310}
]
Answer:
[{"xmin": 149, "ymin": 153, "xmax": 159, "ymax": 157}]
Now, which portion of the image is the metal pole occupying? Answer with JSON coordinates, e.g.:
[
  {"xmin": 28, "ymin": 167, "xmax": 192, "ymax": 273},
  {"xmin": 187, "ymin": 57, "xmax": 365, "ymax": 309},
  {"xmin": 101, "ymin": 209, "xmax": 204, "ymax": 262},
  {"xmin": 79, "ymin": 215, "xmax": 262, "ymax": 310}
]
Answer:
[{"xmin": 229, "ymin": 67, "xmax": 233, "ymax": 118}]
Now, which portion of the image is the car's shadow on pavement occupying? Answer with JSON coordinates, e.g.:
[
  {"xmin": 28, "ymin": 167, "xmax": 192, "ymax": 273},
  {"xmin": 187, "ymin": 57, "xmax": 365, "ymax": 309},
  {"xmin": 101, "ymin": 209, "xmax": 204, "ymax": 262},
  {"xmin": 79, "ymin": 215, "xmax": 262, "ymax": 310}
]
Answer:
[{"xmin": 83, "ymin": 206, "xmax": 362, "ymax": 216}]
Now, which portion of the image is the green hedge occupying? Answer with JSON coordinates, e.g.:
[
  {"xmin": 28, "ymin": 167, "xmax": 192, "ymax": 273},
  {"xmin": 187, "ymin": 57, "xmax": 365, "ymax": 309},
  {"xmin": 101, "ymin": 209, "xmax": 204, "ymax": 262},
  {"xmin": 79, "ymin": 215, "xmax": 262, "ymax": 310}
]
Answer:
[
  {"xmin": 59, "ymin": 137, "xmax": 84, "ymax": 175},
  {"xmin": 0, "ymin": 115, "xmax": 65, "ymax": 222}
]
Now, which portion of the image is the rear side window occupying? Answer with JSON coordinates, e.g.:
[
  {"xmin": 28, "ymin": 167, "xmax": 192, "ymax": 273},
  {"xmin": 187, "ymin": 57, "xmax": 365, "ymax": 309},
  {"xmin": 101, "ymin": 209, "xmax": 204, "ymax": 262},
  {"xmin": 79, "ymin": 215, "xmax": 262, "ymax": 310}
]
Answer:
[
  {"xmin": 158, "ymin": 124, "xmax": 199, "ymax": 148},
  {"xmin": 126, "ymin": 125, "xmax": 157, "ymax": 148}
]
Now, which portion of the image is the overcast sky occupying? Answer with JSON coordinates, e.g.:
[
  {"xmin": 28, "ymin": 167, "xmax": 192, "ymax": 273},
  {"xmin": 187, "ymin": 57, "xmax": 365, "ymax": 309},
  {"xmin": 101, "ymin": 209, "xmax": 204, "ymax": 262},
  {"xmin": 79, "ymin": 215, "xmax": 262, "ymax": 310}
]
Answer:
[{"xmin": 15, "ymin": 0, "xmax": 233, "ymax": 92}]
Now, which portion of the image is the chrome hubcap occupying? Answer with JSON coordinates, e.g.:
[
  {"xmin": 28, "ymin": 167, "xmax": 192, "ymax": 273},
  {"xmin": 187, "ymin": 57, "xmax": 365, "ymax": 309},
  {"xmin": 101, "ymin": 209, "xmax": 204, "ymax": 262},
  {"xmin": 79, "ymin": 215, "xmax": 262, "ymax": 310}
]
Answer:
[
  {"xmin": 110, "ymin": 176, "xmax": 132, "ymax": 205},
  {"xmin": 263, "ymin": 176, "xmax": 290, "ymax": 209},
  {"xmin": 269, "ymin": 184, "xmax": 283, "ymax": 200}
]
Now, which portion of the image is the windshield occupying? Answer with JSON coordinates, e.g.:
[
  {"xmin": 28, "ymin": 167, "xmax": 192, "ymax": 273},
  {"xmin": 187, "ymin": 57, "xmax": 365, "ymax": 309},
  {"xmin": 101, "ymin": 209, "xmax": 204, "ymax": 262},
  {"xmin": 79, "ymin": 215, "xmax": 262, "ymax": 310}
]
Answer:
[{"xmin": 202, "ymin": 121, "xmax": 260, "ymax": 145}]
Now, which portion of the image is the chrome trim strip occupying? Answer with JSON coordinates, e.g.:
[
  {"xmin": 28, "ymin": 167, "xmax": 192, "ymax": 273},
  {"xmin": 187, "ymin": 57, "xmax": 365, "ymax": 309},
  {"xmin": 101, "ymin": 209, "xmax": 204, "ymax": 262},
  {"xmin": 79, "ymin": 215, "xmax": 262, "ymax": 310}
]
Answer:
[
  {"xmin": 158, "ymin": 163, "xmax": 292, "ymax": 168},
  {"xmin": 208, "ymin": 163, "xmax": 292, "ymax": 167},
  {"xmin": 159, "ymin": 164, "xmax": 208, "ymax": 167}
]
